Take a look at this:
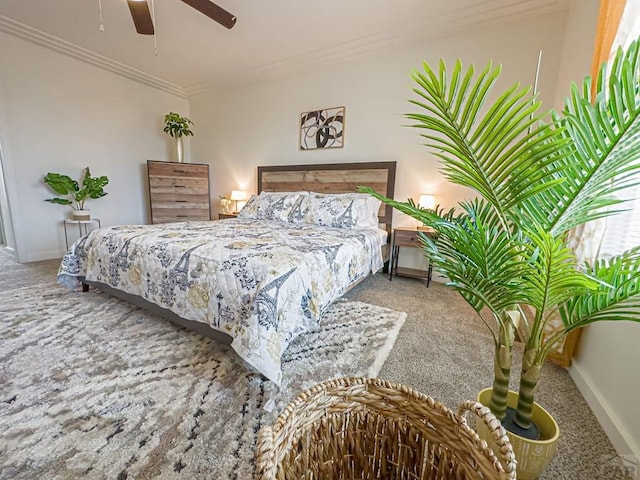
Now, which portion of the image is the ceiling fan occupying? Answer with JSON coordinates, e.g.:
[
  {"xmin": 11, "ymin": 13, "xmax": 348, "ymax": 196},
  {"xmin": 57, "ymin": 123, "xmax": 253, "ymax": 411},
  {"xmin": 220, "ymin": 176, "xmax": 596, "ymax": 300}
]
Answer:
[{"xmin": 127, "ymin": 0, "xmax": 237, "ymax": 35}]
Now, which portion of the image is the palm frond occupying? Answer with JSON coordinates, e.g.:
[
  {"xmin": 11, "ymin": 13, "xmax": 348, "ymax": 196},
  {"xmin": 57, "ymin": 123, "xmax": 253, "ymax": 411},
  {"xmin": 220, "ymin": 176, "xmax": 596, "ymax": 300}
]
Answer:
[
  {"xmin": 406, "ymin": 197, "xmax": 457, "ymax": 221},
  {"xmin": 358, "ymin": 187, "xmax": 448, "ymax": 227},
  {"xmin": 559, "ymin": 246, "xmax": 640, "ymax": 330},
  {"xmin": 515, "ymin": 228, "xmax": 597, "ymax": 349},
  {"xmin": 520, "ymin": 228, "xmax": 597, "ymax": 315},
  {"xmin": 407, "ymin": 59, "xmax": 568, "ymax": 228},
  {"xmin": 519, "ymin": 40, "xmax": 640, "ymax": 235},
  {"xmin": 423, "ymin": 200, "xmax": 531, "ymax": 316}
]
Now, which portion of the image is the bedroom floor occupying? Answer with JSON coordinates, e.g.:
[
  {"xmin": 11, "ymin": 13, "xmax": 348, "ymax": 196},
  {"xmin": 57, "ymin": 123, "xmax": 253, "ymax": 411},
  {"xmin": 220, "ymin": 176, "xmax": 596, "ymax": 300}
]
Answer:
[
  {"xmin": 0, "ymin": 248, "xmax": 59, "ymax": 292},
  {"xmin": 1, "ymin": 248, "xmax": 633, "ymax": 479}
]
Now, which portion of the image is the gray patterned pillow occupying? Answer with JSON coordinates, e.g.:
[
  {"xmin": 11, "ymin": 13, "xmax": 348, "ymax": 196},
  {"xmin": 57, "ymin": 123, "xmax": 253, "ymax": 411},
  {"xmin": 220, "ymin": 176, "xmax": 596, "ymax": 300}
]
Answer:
[
  {"xmin": 287, "ymin": 194, "xmax": 310, "ymax": 223},
  {"xmin": 237, "ymin": 191, "xmax": 308, "ymax": 222},
  {"xmin": 303, "ymin": 193, "xmax": 382, "ymax": 229}
]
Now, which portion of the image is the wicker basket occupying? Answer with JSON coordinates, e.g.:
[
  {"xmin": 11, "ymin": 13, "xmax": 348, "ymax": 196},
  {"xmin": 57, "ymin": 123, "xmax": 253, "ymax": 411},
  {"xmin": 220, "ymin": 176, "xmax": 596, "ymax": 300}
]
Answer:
[{"xmin": 256, "ymin": 377, "xmax": 516, "ymax": 480}]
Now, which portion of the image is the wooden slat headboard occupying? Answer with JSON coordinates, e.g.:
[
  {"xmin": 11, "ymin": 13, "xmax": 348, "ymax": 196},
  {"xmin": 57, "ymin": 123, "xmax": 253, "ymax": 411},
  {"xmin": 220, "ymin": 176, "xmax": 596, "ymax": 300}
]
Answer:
[{"xmin": 257, "ymin": 161, "xmax": 397, "ymax": 233}]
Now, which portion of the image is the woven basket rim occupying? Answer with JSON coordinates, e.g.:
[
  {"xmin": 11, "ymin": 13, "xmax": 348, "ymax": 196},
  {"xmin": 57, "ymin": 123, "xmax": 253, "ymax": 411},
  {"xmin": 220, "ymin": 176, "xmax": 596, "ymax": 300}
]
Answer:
[{"xmin": 256, "ymin": 377, "xmax": 517, "ymax": 480}]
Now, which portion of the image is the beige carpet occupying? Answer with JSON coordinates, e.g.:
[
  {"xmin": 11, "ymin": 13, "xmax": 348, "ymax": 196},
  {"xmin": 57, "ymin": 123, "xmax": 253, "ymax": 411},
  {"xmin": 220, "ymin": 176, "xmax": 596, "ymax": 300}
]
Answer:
[
  {"xmin": 0, "ymin": 249, "xmax": 634, "ymax": 479},
  {"xmin": 0, "ymin": 249, "xmax": 58, "ymax": 292}
]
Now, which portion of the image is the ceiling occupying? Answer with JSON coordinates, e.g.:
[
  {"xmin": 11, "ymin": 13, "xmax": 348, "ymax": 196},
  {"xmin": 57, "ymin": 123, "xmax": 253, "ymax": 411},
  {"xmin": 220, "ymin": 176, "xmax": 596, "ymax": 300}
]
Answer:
[{"xmin": 0, "ymin": 0, "xmax": 569, "ymax": 95}]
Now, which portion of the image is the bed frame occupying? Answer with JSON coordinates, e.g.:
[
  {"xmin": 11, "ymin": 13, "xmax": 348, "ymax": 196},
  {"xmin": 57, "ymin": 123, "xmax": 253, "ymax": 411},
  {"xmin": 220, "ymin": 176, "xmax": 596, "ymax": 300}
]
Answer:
[{"xmin": 83, "ymin": 160, "xmax": 397, "ymax": 345}]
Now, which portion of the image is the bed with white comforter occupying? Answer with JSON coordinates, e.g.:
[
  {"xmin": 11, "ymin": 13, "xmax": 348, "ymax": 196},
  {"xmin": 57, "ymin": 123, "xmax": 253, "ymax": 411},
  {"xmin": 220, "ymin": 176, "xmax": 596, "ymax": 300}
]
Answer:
[{"xmin": 58, "ymin": 218, "xmax": 384, "ymax": 385}]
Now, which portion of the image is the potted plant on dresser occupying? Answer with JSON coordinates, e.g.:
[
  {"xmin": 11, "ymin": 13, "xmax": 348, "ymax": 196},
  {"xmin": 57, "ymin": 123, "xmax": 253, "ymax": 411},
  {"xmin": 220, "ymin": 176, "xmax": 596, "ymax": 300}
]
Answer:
[
  {"xmin": 44, "ymin": 167, "xmax": 109, "ymax": 220},
  {"xmin": 361, "ymin": 40, "xmax": 640, "ymax": 479},
  {"xmin": 163, "ymin": 112, "xmax": 194, "ymax": 163}
]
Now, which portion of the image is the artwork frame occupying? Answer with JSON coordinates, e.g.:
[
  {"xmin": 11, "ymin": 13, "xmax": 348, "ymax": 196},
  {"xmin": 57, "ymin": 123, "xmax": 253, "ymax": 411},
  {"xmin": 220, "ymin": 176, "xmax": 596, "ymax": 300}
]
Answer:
[{"xmin": 299, "ymin": 106, "xmax": 345, "ymax": 150}]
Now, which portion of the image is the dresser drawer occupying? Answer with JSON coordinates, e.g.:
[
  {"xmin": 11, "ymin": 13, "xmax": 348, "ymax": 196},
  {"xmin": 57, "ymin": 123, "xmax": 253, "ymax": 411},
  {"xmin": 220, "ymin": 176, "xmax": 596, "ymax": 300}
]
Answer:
[
  {"xmin": 147, "ymin": 161, "xmax": 209, "ymax": 179},
  {"xmin": 149, "ymin": 192, "xmax": 209, "ymax": 205},
  {"xmin": 152, "ymin": 208, "xmax": 211, "ymax": 223},
  {"xmin": 149, "ymin": 177, "xmax": 209, "ymax": 194},
  {"xmin": 150, "ymin": 200, "xmax": 209, "ymax": 210},
  {"xmin": 394, "ymin": 228, "xmax": 435, "ymax": 247},
  {"xmin": 393, "ymin": 229, "xmax": 423, "ymax": 247}
]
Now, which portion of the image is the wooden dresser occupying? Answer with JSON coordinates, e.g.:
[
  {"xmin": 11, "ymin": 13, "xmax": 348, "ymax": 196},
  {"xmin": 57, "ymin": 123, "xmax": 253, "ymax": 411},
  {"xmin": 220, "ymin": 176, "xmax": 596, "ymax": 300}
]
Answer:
[{"xmin": 147, "ymin": 160, "xmax": 211, "ymax": 224}]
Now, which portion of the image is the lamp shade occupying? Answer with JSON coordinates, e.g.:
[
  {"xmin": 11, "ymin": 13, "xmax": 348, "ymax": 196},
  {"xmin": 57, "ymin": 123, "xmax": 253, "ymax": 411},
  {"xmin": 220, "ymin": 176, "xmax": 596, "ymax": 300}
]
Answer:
[
  {"xmin": 418, "ymin": 194, "xmax": 435, "ymax": 210},
  {"xmin": 230, "ymin": 190, "xmax": 248, "ymax": 201}
]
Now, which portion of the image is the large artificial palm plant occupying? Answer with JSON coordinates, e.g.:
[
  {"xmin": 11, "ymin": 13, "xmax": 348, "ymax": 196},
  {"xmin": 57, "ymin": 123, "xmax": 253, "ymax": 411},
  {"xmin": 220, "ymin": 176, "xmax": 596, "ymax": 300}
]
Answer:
[{"xmin": 362, "ymin": 39, "xmax": 640, "ymax": 435}]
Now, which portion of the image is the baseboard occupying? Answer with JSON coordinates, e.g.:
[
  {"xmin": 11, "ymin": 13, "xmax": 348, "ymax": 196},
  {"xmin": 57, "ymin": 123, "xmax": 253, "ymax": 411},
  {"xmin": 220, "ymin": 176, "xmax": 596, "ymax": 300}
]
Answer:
[
  {"xmin": 570, "ymin": 361, "xmax": 640, "ymax": 467},
  {"xmin": 24, "ymin": 249, "xmax": 63, "ymax": 263}
]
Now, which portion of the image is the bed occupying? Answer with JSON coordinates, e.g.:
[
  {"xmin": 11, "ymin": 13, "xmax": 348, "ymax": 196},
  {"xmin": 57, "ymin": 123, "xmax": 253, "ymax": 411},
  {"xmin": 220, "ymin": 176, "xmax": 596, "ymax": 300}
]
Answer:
[{"xmin": 58, "ymin": 161, "xmax": 396, "ymax": 385}]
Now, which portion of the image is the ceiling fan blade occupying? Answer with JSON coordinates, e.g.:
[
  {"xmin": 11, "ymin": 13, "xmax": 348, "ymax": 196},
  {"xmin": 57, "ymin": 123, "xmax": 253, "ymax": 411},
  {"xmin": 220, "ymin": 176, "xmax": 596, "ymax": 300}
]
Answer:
[
  {"xmin": 127, "ymin": 0, "xmax": 155, "ymax": 35},
  {"xmin": 180, "ymin": 0, "xmax": 237, "ymax": 29}
]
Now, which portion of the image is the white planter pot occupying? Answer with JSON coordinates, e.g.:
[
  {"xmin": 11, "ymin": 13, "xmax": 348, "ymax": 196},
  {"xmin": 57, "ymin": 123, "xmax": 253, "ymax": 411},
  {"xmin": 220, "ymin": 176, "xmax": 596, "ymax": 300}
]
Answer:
[
  {"xmin": 176, "ymin": 136, "xmax": 184, "ymax": 163},
  {"xmin": 72, "ymin": 209, "xmax": 91, "ymax": 221}
]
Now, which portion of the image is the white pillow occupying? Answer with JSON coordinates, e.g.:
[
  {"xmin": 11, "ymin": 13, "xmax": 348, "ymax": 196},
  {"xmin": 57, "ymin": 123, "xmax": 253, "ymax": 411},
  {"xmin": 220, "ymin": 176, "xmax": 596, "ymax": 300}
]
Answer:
[
  {"xmin": 237, "ymin": 191, "xmax": 308, "ymax": 222},
  {"xmin": 304, "ymin": 192, "xmax": 381, "ymax": 229}
]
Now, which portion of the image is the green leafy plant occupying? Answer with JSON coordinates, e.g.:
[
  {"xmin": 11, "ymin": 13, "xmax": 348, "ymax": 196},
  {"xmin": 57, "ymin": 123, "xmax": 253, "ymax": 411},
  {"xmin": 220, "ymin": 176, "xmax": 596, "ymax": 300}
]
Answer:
[
  {"xmin": 163, "ymin": 112, "xmax": 194, "ymax": 138},
  {"xmin": 361, "ymin": 39, "xmax": 640, "ymax": 434},
  {"xmin": 44, "ymin": 167, "xmax": 109, "ymax": 210}
]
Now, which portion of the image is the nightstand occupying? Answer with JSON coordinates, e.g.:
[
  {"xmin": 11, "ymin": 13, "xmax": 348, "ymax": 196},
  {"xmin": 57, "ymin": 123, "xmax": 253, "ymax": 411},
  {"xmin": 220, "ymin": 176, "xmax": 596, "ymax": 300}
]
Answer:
[
  {"xmin": 389, "ymin": 227, "xmax": 435, "ymax": 286},
  {"xmin": 218, "ymin": 213, "xmax": 238, "ymax": 219}
]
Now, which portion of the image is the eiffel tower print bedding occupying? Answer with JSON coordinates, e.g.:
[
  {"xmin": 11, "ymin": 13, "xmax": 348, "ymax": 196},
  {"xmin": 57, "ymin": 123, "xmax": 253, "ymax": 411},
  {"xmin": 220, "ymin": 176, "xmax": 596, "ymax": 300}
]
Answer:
[{"xmin": 58, "ymin": 219, "xmax": 384, "ymax": 385}]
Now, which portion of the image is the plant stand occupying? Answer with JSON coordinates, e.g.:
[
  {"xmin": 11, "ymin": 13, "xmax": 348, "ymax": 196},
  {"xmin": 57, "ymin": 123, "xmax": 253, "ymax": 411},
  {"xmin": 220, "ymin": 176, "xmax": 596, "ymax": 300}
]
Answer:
[{"xmin": 63, "ymin": 218, "xmax": 101, "ymax": 250}]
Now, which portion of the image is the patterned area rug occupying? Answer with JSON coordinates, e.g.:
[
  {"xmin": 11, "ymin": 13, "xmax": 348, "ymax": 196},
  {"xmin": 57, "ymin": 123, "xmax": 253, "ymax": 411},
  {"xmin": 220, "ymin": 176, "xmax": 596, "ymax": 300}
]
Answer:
[{"xmin": 0, "ymin": 283, "xmax": 406, "ymax": 480}]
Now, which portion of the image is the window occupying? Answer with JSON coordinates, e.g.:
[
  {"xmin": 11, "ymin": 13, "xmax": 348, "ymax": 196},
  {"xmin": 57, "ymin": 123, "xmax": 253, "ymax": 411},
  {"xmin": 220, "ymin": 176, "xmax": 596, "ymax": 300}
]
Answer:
[{"xmin": 599, "ymin": 1, "xmax": 640, "ymax": 257}]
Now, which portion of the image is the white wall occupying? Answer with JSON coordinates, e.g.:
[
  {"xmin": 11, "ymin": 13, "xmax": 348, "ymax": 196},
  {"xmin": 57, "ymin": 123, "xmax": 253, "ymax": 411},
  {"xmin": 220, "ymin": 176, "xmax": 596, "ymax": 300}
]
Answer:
[
  {"xmin": 572, "ymin": 323, "xmax": 640, "ymax": 463},
  {"xmin": 190, "ymin": 12, "xmax": 567, "ymax": 271},
  {"xmin": 559, "ymin": 0, "xmax": 640, "ymax": 465},
  {"xmin": 0, "ymin": 31, "xmax": 190, "ymax": 262},
  {"xmin": 552, "ymin": 0, "xmax": 600, "ymax": 111}
]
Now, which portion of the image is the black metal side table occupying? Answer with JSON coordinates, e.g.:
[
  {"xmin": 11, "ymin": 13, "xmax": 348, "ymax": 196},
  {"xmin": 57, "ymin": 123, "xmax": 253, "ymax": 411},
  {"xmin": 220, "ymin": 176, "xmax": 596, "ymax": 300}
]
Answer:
[{"xmin": 389, "ymin": 227, "xmax": 434, "ymax": 286}]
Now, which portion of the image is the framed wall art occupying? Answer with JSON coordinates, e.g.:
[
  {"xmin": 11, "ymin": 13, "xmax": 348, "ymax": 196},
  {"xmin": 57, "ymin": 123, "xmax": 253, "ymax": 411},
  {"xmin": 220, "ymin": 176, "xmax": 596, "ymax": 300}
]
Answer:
[{"xmin": 299, "ymin": 106, "xmax": 345, "ymax": 150}]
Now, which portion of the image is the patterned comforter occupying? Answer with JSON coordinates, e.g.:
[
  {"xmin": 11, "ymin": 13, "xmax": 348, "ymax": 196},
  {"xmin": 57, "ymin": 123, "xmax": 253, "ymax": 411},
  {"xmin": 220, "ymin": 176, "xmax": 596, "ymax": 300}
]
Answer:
[{"xmin": 58, "ymin": 219, "xmax": 384, "ymax": 385}]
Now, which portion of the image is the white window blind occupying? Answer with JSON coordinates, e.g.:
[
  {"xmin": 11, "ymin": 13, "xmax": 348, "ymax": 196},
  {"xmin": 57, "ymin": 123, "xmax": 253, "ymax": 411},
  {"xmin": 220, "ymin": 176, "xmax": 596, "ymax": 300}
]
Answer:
[
  {"xmin": 600, "ymin": 184, "xmax": 640, "ymax": 256},
  {"xmin": 599, "ymin": 1, "xmax": 640, "ymax": 257}
]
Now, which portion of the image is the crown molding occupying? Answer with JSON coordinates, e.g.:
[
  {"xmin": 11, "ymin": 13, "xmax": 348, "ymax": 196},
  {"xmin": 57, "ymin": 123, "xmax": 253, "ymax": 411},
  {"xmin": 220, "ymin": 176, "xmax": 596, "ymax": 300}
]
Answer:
[
  {"xmin": 0, "ymin": 15, "xmax": 186, "ymax": 99},
  {"xmin": 1, "ymin": 0, "xmax": 568, "ymax": 99}
]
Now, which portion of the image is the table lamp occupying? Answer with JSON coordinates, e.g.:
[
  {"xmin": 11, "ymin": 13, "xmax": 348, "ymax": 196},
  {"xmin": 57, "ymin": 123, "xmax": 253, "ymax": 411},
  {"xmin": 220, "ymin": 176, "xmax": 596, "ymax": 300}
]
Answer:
[
  {"xmin": 418, "ymin": 194, "xmax": 435, "ymax": 210},
  {"xmin": 230, "ymin": 190, "xmax": 248, "ymax": 213}
]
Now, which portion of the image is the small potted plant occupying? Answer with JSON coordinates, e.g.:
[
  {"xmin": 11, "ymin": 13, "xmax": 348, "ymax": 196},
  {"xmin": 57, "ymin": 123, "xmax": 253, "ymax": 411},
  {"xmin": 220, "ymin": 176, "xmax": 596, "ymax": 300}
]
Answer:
[
  {"xmin": 44, "ymin": 167, "xmax": 109, "ymax": 220},
  {"xmin": 163, "ymin": 112, "xmax": 194, "ymax": 163}
]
